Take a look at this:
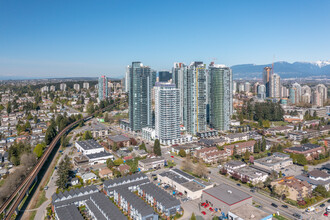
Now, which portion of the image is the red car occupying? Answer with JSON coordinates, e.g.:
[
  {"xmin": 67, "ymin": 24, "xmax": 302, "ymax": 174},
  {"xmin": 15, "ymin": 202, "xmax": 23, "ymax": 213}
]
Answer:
[
  {"xmin": 171, "ymin": 156, "xmax": 174, "ymax": 158},
  {"xmin": 201, "ymin": 211, "xmax": 206, "ymax": 215},
  {"xmin": 324, "ymin": 212, "xmax": 329, "ymax": 217},
  {"xmin": 201, "ymin": 202, "xmax": 206, "ymax": 206},
  {"xmin": 209, "ymin": 207, "xmax": 214, "ymax": 212},
  {"xmin": 204, "ymin": 204, "xmax": 210, "ymax": 208}
]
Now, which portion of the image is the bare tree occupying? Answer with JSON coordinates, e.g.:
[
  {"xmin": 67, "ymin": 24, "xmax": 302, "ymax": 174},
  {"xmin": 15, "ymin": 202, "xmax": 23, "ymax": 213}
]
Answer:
[
  {"xmin": 181, "ymin": 156, "xmax": 193, "ymax": 173},
  {"xmin": 194, "ymin": 161, "xmax": 208, "ymax": 178}
]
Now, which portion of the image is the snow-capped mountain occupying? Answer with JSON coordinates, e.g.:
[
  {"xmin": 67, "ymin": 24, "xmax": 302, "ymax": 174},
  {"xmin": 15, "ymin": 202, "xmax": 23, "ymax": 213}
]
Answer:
[{"xmin": 231, "ymin": 61, "xmax": 330, "ymax": 79}]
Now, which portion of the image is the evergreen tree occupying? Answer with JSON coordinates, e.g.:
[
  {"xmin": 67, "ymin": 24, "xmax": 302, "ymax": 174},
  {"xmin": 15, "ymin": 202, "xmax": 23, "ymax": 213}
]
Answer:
[
  {"xmin": 153, "ymin": 139, "xmax": 161, "ymax": 156},
  {"xmin": 83, "ymin": 130, "xmax": 93, "ymax": 140}
]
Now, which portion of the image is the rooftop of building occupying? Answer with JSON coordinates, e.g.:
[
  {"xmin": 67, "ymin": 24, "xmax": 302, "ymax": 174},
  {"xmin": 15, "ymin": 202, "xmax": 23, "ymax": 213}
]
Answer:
[
  {"xmin": 285, "ymin": 144, "xmax": 322, "ymax": 152},
  {"xmin": 225, "ymin": 160, "xmax": 246, "ymax": 168},
  {"xmin": 224, "ymin": 140, "xmax": 256, "ymax": 149},
  {"xmin": 273, "ymin": 176, "xmax": 311, "ymax": 191},
  {"xmin": 103, "ymin": 172, "xmax": 148, "ymax": 188},
  {"xmin": 199, "ymin": 138, "xmax": 226, "ymax": 146},
  {"xmin": 107, "ymin": 135, "xmax": 130, "ymax": 142},
  {"xmin": 76, "ymin": 140, "xmax": 103, "ymax": 150},
  {"xmin": 203, "ymin": 184, "xmax": 252, "ymax": 206},
  {"xmin": 254, "ymin": 152, "xmax": 292, "ymax": 167},
  {"xmin": 55, "ymin": 204, "xmax": 84, "ymax": 220},
  {"xmin": 308, "ymin": 169, "xmax": 330, "ymax": 179},
  {"xmin": 230, "ymin": 204, "xmax": 272, "ymax": 220},
  {"xmin": 172, "ymin": 143, "xmax": 200, "ymax": 150},
  {"xmin": 85, "ymin": 151, "xmax": 113, "ymax": 160},
  {"xmin": 139, "ymin": 157, "xmax": 165, "ymax": 164}
]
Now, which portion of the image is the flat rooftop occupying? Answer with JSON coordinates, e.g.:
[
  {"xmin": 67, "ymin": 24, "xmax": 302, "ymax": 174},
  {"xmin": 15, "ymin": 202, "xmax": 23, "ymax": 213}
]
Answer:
[
  {"xmin": 230, "ymin": 204, "xmax": 271, "ymax": 220},
  {"xmin": 203, "ymin": 184, "xmax": 251, "ymax": 205},
  {"xmin": 76, "ymin": 140, "xmax": 103, "ymax": 150},
  {"xmin": 108, "ymin": 135, "xmax": 130, "ymax": 142}
]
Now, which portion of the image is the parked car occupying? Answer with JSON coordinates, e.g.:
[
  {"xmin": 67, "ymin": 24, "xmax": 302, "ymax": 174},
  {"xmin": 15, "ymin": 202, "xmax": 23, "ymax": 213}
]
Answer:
[
  {"xmin": 271, "ymin": 203, "xmax": 278, "ymax": 208},
  {"xmin": 204, "ymin": 204, "xmax": 210, "ymax": 208},
  {"xmin": 293, "ymin": 213, "xmax": 302, "ymax": 219},
  {"xmin": 171, "ymin": 156, "xmax": 174, "ymax": 158},
  {"xmin": 201, "ymin": 211, "xmax": 206, "ymax": 215},
  {"xmin": 201, "ymin": 202, "xmax": 206, "ymax": 207},
  {"xmin": 282, "ymin": 205, "xmax": 288, "ymax": 208},
  {"xmin": 236, "ymin": 183, "xmax": 241, "ymax": 186},
  {"xmin": 320, "ymin": 203, "xmax": 325, "ymax": 207},
  {"xmin": 209, "ymin": 207, "xmax": 214, "ymax": 212},
  {"xmin": 324, "ymin": 212, "xmax": 328, "ymax": 217},
  {"xmin": 250, "ymin": 189, "xmax": 255, "ymax": 193}
]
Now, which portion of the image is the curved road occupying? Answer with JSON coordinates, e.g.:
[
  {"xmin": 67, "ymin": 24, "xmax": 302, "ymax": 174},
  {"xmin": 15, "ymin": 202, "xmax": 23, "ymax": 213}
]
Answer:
[{"xmin": 0, "ymin": 102, "xmax": 118, "ymax": 220}]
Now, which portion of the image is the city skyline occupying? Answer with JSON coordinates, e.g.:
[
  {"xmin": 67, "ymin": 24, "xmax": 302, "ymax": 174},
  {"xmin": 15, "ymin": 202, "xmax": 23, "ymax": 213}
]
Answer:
[{"xmin": 1, "ymin": 0, "xmax": 330, "ymax": 78}]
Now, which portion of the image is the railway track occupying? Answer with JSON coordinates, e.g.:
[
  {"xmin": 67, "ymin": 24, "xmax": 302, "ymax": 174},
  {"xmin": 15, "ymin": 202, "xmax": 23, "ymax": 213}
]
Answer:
[{"xmin": 0, "ymin": 103, "xmax": 117, "ymax": 219}]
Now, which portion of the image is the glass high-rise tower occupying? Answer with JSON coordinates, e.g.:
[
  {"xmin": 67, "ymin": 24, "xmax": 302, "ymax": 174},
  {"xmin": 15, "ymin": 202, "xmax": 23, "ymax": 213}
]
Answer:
[
  {"xmin": 128, "ymin": 62, "xmax": 152, "ymax": 131},
  {"xmin": 98, "ymin": 75, "xmax": 108, "ymax": 101},
  {"xmin": 183, "ymin": 62, "xmax": 207, "ymax": 135},
  {"xmin": 209, "ymin": 64, "xmax": 233, "ymax": 131}
]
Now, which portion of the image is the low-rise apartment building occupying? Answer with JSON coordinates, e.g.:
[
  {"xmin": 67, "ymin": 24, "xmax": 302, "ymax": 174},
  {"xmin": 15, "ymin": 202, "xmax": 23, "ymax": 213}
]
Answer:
[
  {"xmin": 271, "ymin": 176, "xmax": 312, "ymax": 201},
  {"xmin": 224, "ymin": 140, "xmax": 255, "ymax": 156},
  {"xmin": 284, "ymin": 144, "xmax": 325, "ymax": 160},
  {"xmin": 296, "ymin": 169, "xmax": 330, "ymax": 191}
]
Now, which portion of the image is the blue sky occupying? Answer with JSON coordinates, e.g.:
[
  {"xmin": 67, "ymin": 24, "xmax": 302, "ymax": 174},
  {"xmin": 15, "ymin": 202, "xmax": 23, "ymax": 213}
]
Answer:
[{"xmin": 0, "ymin": 0, "xmax": 330, "ymax": 79}]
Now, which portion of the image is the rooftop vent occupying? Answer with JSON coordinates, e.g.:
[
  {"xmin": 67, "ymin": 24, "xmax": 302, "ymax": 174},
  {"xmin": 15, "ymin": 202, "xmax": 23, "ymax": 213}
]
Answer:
[{"xmin": 227, "ymin": 190, "xmax": 232, "ymax": 194}]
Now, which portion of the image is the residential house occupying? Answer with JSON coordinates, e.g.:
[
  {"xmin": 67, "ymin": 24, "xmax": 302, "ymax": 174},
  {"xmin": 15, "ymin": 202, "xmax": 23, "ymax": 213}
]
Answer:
[{"xmin": 296, "ymin": 169, "xmax": 330, "ymax": 191}]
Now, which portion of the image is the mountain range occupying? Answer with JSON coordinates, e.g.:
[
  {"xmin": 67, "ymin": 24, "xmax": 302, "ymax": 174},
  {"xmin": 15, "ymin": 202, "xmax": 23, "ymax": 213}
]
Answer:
[{"xmin": 231, "ymin": 61, "xmax": 330, "ymax": 79}]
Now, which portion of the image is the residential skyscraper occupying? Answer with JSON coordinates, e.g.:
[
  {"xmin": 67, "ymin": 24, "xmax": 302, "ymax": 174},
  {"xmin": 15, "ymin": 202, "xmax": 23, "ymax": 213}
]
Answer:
[
  {"xmin": 281, "ymin": 86, "xmax": 289, "ymax": 98},
  {"xmin": 172, "ymin": 62, "xmax": 187, "ymax": 123},
  {"xmin": 74, "ymin": 83, "xmax": 80, "ymax": 92},
  {"xmin": 98, "ymin": 76, "xmax": 108, "ymax": 101},
  {"xmin": 183, "ymin": 62, "xmax": 207, "ymax": 135},
  {"xmin": 128, "ymin": 62, "xmax": 152, "ymax": 131},
  {"xmin": 269, "ymin": 74, "xmax": 281, "ymax": 98},
  {"xmin": 154, "ymin": 82, "xmax": 180, "ymax": 145},
  {"xmin": 209, "ymin": 64, "xmax": 233, "ymax": 131},
  {"xmin": 263, "ymin": 67, "xmax": 272, "ymax": 97},
  {"xmin": 83, "ymin": 82, "xmax": 90, "ymax": 90},
  {"xmin": 292, "ymin": 82, "xmax": 302, "ymax": 103},
  {"xmin": 244, "ymin": 82, "xmax": 251, "ymax": 93},
  {"xmin": 125, "ymin": 66, "xmax": 130, "ymax": 93},
  {"xmin": 60, "ymin": 83, "xmax": 67, "ymax": 91},
  {"xmin": 312, "ymin": 90, "xmax": 323, "ymax": 107},
  {"xmin": 301, "ymin": 85, "xmax": 311, "ymax": 95},
  {"xmin": 257, "ymin": 84, "xmax": 266, "ymax": 100},
  {"xmin": 289, "ymin": 87, "xmax": 297, "ymax": 104},
  {"xmin": 315, "ymin": 84, "xmax": 327, "ymax": 102},
  {"xmin": 233, "ymin": 81, "xmax": 237, "ymax": 94},
  {"xmin": 50, "ymin": 85, "xmax": 56, "ymax": 92}
]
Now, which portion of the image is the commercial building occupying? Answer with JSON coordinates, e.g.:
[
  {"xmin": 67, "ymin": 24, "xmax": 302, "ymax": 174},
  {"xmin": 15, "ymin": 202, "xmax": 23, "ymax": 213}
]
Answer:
[
  {"xmin": 75, "ymin": 140, "xmax": 104, "ymax": 155},
  {"xmin": 138, "ymin": 157, "xmax": 165, "ymax": 171},
  {"xmin": 157, "ymin": 169, "xmax": 213, "ymax": 199},
  {"xmin": 154, "ymin": 82, "xmax": 181, "ymax": 145},
  {"xmin": 254, "ymin": 152, "xmax": 293, "ymax": 171},
  {"xmin": 284, "ymin": 144, "xmax": 325, "ymax": 160},
  {"xmin": 209, "ymin": 64, "xmax": 233, "ymax": 131},
  {"xmin": 201, "ymin": 184, "xmax": 252, "ymax": 215},
  {"xmin": 228, "ymin": 204, "xmax": 273, "ymax": 220},
  {"xmin": 98, "ymin": 75, "xmax": 108, "ymax": 101},
  {"xmin": 128, "ymin": 62, "xmax": 152, "ymax": 131}
]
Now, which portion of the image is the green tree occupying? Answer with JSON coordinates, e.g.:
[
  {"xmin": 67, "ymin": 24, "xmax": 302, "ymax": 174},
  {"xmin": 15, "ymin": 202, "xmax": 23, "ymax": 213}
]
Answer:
[
  {"xmin": 261, "ymin": 137, "xmax": 266, "ymax": 152},
  {"xmin": 153, "ymin": 139, "xmax": 161, "ymax": 156},
  {"xmin": 45, "ymin": 122, "xmax": 57, "ymax": 145},
  {"xmin": 179, "ymin": 149, "xmax": 187, "ymax": 157},
  {"xmin": 112, "ymin": 142, "xmax": 119, "ymax": 152},
  {"xmin": 243, "ymin": 150, "xmax": 250, "ymax": 162},
  {"xmin": 6, "ymin": 102, "xmax": 12, "ymax": 114},
  {"xmin": 33, "ymin": 115, "xmax": 38, "ymax": 124},
  {"xmin": 61, "ymin": 136, "xmax": 69, "ymax": 147},
  {"xmin": 139, "ymin": 142, "xmax": 147, "ymax": 152},
  {"xmin": 190, "ymin": 213, "xmax": 196, "ymax": 220},
  {"xmin": 83, "ymin": 130, "xmax": 93, "ymax": 140},
  {"xmin": 106, "ymin": 158, "xmax": 115, "ymax": 169},
  {"xmin": 113, "ymin": 158, "xmax": 124, "ymax": 166},
  {"xmin": 279, "ymin": 170, "xmax": 283, "ymax": 178},
  {"xmin": 56, "ymin": 155, "xmax": 71, "ymax": 189},
  {"xmin": 303, "ymin": 165, "xmax": 309, "ymax": 172},
  {"xmin": 33, "ymin": 143, "xmax": 46, "ymax": 158},
  {"xmin": 313, "ymin": 185, "xmax": 329, "ymax": 197}
]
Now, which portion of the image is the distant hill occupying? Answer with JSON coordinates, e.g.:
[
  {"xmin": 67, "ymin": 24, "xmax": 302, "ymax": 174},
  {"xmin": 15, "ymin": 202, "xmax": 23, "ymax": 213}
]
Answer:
[{"xmin": 231, "ymin": 61, "xmax": 330, "ymax": 79}]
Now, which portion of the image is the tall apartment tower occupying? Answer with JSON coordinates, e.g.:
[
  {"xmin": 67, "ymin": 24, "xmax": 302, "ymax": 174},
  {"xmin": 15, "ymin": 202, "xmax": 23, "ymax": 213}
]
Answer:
[
  {"xmin": 74, "ymin": 83, "xmax": 80, "ymax": 92},
  {"xmin": 292, "ymin": 82, "xmax": 302, "ymax": 103},
  {"xmin": 315, "ymin": 84, "xmax": 327, "ymax": 102},
  {"xmin": 269, "ymin": 74, "xmax": 281, "ymax": 98},
  {"xmin": 263, "ymin": 67, "xmax": 272, "ymax": 97},
  {"xmin": 154, "ymin": 82, "xmax": 180, "ymax": 145},
  {"xmin": 233, "ymin": 81, "xmax": 237, "ymax": 94},
  {"xmin": 98, "ymin": 76, "xmax": 108, "ymax": 101},
  {"xmin": 257, "ymin": 84, "xmax": 266, "ymax": 100},
  {"xmin": 172, "ymin": 63, "xmax": 187, "ymax": 123},
  {"xmin": 209, "ymin": 64, "xmax": 233, "ymax": 131},
  {"xmin": 60, "ymin": 83, "xmax": 67, "ymax": 91},
  {"xmin": 244, "ymin": 82, "xmax": 251, "ymax": 93},
  {"xmin": 83, "ymin": 82, "xmax": 90, "ymax": 90},
  {"xmin": 128, "ymin": 62, "xmax": 152, "ymax": 131},
  {"xmin": 183, "ymin": 62, "xmax": 207, "ymax": 135},
  {"xmin": 158, "ymin": 71, "xmax": 172, "ymax": 82},
  {"xmin": 125, "ymin": 66, "xmax": 130, "ymax": 93}
]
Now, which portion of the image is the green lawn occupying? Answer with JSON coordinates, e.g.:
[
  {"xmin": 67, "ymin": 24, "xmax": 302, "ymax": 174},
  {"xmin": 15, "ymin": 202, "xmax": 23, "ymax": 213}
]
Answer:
[
  {"xmin": 35, "ymin": 191, "xmax": 47, "ymax": 208},
  {"xmin": 271, "ymin": 121, "xmax": 289, "ymax": 126},
  {"xmin": 273, "ymin": 214, "xmax": 289, "ymax": 220}
]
